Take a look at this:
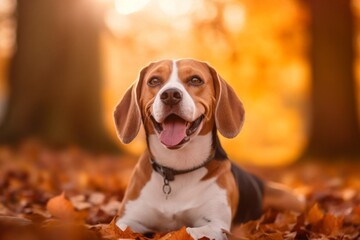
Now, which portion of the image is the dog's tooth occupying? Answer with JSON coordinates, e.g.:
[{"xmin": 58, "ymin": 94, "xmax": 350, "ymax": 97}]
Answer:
[{"xmin": 187, "ymin": 127, "xmax": 195, "ymax": 136}]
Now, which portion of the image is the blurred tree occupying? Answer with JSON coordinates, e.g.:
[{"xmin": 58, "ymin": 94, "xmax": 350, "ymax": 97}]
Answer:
[
  {"xmin": 0, "ymin": 0, "xmax": 118, "ymax": 152},
  {"xmin": 304, "ymin": 0, "xmax": 360, "ymax": 158}
]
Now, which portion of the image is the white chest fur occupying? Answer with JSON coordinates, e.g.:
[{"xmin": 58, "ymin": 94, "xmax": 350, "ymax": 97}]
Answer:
[{"xmin": 117, "ymin": 167, "xmax": 231, "ymax": 237}]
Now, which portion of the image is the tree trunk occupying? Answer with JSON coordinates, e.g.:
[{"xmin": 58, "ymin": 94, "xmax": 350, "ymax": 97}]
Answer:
[
  {"xmin": 0, "ymin": 0, "xmax": 118, "ymax": 152},
  {"xmin": 304, "ymin": 0, "xmax": 360, "ymax": 158}
]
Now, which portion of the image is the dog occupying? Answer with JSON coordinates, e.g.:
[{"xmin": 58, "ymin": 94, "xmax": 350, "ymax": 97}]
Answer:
[{"xmin": 114, "ymin": 59, "xmax": 304, "ymax": 240}]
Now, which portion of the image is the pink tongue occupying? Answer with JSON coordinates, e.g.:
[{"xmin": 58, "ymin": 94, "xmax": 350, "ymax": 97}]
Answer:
[{"xmin": 160, "ymin": 116, "xmax": 187, "ymax": 147}]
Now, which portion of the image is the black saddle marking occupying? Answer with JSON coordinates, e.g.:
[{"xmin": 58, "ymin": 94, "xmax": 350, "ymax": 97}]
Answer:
[
  {"xmin": 231, "ymin": 163, "xmax": 264, "ymax": 224},
  {"xmin": 213, "ymin": 129, "xmax": 264, "ymax": 223}
]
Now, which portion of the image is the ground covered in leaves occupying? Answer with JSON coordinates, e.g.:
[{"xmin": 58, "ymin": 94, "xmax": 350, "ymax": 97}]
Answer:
[{"xmin": 0, "ymin": 142, "xmax": 360, "ymax": 240}]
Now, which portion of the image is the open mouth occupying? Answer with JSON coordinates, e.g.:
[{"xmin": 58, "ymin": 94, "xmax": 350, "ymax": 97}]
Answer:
[{"xmin": 150, "ymin": 114, "xmax": 204, "ymax": 149}]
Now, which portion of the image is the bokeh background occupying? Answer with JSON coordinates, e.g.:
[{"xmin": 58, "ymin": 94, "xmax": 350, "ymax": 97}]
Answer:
[{"xmin": 0, "ymin": 0, "xmax": 359, "ymax": 166}]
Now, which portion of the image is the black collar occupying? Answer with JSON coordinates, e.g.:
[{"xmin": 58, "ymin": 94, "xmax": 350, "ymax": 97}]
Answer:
[{"xmin": 150, "ymin": 151, "xmax": 215, "ymax": 182}]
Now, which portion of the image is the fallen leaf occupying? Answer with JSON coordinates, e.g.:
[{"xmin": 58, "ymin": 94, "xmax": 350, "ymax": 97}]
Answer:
[
  {"xmin": 88, "ymin": 192, "xmax": 105, "ymax": 205},
  {"xmin": 70, "ymin": 194, "xmax": 86, "ymax": 203},
  {"xmin": 257, "ymin": 232, "xmax": 283, "ymax": 240},
  {"xmin": 0, "ymin": 203, "xmax": 13, "ymax": 215},
  {"xmin": 0, "ymin": 215, "xmax": 32, "ymax": 226},
  {"xmin": 92, "ymin": 217, "xmax": 145, "ymax": 239},
  {"xmin": 231, "ymin": 220, "xmax": 260, "ymax": 238},
  {"xmin": 307, "ymin": 203, "xmax": 324, "ymax": 225},
  {"xmin": 222, "ymin": 228, "xmax": 248, "ymax": 240},
  {"xmin": 100, "ymin": 200, "xmax": 121, "ymax": 216},
  {"xmin": 72, "ymin": 201, "xmax": 92, "ymax": 211},
  {"xmin": 273, "ymin": 211, "xmax": 298, "ymax": 231},
  {"xmin": 93, "ymin": 218, "xmax": 120, "ymax": 238},
  {"xmin": 294, "ymin": 228, "xmax": 310, "ymax": 240},
  {"xmin": 86, "ymin": 207, "xmax": 114, "ymax": 225},
  {"xmin": 159, "ymin": 227, "xmax": 194, "ymax": 240},
  {"xmin": 317, "ymin": 213, "xmax": 343, "ymax": 236},
  {"xmin": 353, "ymin": 205, "xmax": 360, "ymax": 218},
  {"xmin": 46, "ymin": 192, "xmax": 78, "ymax": 220},
  {"xmin": 41, "ymin": 219, "xmax": 99, "ymax": 240}
]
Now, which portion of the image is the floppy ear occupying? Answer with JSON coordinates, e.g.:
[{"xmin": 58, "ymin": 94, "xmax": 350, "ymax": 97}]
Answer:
[
  {"xmin": 208, "ymin": 65, "xmax": 245, "ymax": 138},
  {"xmin": 113, "ymin": 67, "xmax": 147, "ymax": 144}
]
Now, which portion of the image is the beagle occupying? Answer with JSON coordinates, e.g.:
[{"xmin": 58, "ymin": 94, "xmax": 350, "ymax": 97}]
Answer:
[{"xmin": 114, "ymin": 59, "xmax": 304, "ymax": 240}]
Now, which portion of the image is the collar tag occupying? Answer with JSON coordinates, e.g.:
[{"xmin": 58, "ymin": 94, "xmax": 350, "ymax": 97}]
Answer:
[{"xmin": 162, "ymin": 178, "xmax": 171, "ymax": 199}]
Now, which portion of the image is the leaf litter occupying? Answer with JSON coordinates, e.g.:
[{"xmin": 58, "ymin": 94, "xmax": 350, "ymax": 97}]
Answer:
[{"xmin": 0, "ymin": 141, "xmax": 360, "ymax": 239}]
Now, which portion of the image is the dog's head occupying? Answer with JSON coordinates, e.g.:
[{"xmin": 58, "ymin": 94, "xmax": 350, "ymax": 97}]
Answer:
[{"xmin": 114, "ymin": 59, "xmax": 245, "ymax": 150}]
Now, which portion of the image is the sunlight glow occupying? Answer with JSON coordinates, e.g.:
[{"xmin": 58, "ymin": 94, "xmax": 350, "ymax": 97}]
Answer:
[
  {"xmin": 157, "ymin": 0, "xmax": 193, "ymax": 17},
  {"xmin": 105, "ymin": 10, "xmax": 131, "ymax": 35},
  {"xmin": 223, "ymin": 4, "xmax": 246, "ymax": 32},
  {"xmin": 92, "ymin": 0, "xmax": 113, "ymax": 4},
  {"xmin": 114, "ymin": 0, "xmax": 150, "ymax": 15},
  {"xmin": 0, "ymin": 0, "xmax": 16, "ymax": 15}
]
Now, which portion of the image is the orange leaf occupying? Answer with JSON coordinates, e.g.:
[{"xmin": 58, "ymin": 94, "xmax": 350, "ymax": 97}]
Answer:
[
  {"xmin": 307, "ymin": 203, "xmax": 324, "ymax": 224},
  {"xmin": 230, "ymin": 221, "xmax": 260, "ymax": 238},
  {"xmin": 95, "ymin": 219, "xmax": 122, "ymax": 239},
  {"xmin": 159, "ymin": 227, "xmax": 194, "ymax": 240},
  {"xmin": 0, "ymin": 215, "xmax": 32, "ymax": 226},
  {"xmin": 354, "ymin": 205, "xmax": 360, "ymax": 216},
  {"xmin": 318, "ymin": 214, "xmax": 343, "ymax": 236},
  {"xmin": 222, "ymin": 228, "xmax": 248, "ymax": 240},
  {"xmin": 95, "ymin": 218, "xmax": 146, "ymax": 240},
  {"xmin": 46, "ymin": 192, "xmax": 78, "ymax": 220},
  {"xmin": 258, "ymin": 232, "xmax": 283, "ymax": 240}
]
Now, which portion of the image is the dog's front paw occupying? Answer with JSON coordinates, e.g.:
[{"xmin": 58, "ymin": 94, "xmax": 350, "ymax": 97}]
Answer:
[
  {"xmin": 116, "ymin": 219, "xmax": 150, "ymax": 233},
  {"xmin": 186, "ymin": 226, "xmax": 227, "ymax": 240},
  {"xmin": 116, "ymin": 221, "xmax": 128, "ymax": 231}
]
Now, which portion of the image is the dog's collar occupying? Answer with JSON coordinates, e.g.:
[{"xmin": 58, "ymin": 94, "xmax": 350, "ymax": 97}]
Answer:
[
  {"xmin": 150, "ymin": 154, "xmax": 213, "ymax": 181},
  {"xmin": 150, "ymin": 152, "xmax": 215, "ymax": 197}
]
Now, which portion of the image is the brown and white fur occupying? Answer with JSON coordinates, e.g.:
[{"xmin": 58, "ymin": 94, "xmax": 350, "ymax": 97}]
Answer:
[{"xmin": 114, "ymin": 59, "xmax": 304, "ymax": 240}]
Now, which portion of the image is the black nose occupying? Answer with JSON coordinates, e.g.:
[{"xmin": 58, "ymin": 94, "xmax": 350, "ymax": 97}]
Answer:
[{"xmin": 160, "ymin": 88, "xmax": 182, "ymax": 105}]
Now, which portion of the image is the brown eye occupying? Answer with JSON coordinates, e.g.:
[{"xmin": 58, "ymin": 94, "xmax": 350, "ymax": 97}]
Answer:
[
  {"xmin": 148, "ymin": 77, "xmax": 161, "ymax": 87},
  {"xmin": 189, "ymin": 76, "xmax": 204, "ymax": 86}
]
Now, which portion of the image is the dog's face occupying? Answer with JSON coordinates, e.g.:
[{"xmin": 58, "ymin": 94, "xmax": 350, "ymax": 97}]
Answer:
[
  {"xmin": 139, "ymin": 59, "xmax": 215, "ymax": 149},
  {"xmin": 114, "ymin": 59, "xmax": 245, "ymax": 150}
]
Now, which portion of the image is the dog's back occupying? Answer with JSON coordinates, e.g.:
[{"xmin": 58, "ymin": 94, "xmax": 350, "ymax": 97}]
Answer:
[{"xmin": 231, "ymin": 164, "xmax": 264, "ymax": 224}]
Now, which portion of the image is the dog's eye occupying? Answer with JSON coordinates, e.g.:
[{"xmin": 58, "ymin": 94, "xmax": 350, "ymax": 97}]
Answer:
[
  {"xmin": 188, "ymin": 76, "xmax": 204, "ymax": 86},
  {"xmin": 148, "ymin": 77, "xmax": 161, "ymax": 87}
]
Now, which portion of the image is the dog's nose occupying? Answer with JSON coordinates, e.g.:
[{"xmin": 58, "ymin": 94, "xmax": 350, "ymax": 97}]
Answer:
[{"xmin": 160, "ymin": 88, "xmax": 182, "ymax": 105}]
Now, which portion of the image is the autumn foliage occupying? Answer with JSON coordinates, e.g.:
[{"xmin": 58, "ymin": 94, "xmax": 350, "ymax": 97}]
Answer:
[{"xmin": 0, "ymin": 142, "xmax": 360, "ymax": 240}]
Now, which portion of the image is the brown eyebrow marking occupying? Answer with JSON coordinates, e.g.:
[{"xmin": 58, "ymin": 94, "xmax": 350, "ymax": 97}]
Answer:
[
  {"xmin": 177, "ymin": 67, "xmax": 208, "ymax": 83},
  {"xmin": 145, "ymin": 61, "xmax": 173, "ymax": 81},
  {"xmin": 150, "ymin": 66, "xmax": 170, "ymax": 75}
]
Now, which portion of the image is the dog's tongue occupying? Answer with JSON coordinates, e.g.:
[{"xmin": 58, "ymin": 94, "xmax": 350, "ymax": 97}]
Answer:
[{"xmin": 160, "ymin": 115, "xmax": 187, "ymax": 147}]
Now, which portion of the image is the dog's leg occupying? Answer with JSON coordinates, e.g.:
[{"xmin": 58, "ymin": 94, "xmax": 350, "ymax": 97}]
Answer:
[
  {"xmin": 186, "ymin": 223, "xmax": 228, "ymax": 240},
  {"xmin": 184, "ymin": 200, "xmax": 232, "ymax": 240},
  {"xmin": 116, "ymin": 199, "xmax": 156, "ymax": 234},
  {"xmin": 263, "ymin": 181, "xmax": 305, "ymax": 212},
  {"xmin": 116, "ymin": 217, "xmax": 152, "ymax": 233}
]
